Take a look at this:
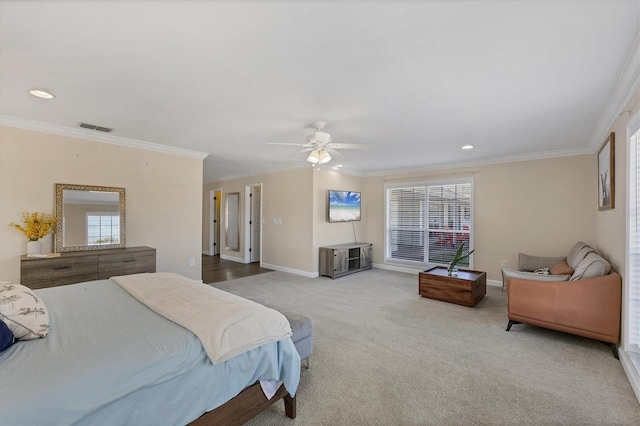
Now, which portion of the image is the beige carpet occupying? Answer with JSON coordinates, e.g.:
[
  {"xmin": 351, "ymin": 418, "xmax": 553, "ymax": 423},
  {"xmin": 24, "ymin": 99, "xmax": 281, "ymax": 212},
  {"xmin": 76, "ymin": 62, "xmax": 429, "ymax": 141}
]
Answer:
[{"xmin": 211, "ymin": 269, "xmax": 640, "ymax": 425}]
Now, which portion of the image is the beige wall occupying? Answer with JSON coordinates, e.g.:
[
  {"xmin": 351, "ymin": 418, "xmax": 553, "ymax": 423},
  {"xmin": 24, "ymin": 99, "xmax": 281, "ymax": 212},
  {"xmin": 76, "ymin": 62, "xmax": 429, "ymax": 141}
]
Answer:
[
  {"xmin": 312, "ymin": 170, "xmax": 366, "ymax": 270},
  {"xmin": 596, "ymin": 88, "xmax": 640, "ymax": 275},
  {"xmin": 204, "ymin": 167, "xmax": 315, "ymax": 274},
  {"xmin": 0, "ymin": 126, "xmax": 204, "ymax": 282},
  {"xmin": 362, "ymin": 155, "xmax": 597, "ymax": 281},
  {"xmin": 203, "ymin": 155, "xmax": 597, "ymax": 282}
]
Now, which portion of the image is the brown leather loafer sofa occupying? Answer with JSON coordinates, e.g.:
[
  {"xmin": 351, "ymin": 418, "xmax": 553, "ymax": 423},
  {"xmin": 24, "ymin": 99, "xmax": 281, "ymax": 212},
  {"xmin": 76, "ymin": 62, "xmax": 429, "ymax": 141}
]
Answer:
[{"xmin": 503, "ymin": 242, "xmax": 621, "ymax": 345}]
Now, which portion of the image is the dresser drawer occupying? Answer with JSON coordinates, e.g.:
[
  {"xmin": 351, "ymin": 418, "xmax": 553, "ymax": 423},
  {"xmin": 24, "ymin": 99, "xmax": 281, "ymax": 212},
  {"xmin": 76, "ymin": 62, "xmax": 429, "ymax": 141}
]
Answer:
[
  {"xmin": 21, "ymin": 255, "xmax": 98, "ymax": 286},
  {"xmin": 98, "ymin": 248, "xmax": 156, "ymax": 276},
  {"xmin": 21, "ymin": 247, "xmax": 156, "ymax": 289},
  {"xmin": 27, "ymin": 274, "xmax": 99, "ymax": 290}
]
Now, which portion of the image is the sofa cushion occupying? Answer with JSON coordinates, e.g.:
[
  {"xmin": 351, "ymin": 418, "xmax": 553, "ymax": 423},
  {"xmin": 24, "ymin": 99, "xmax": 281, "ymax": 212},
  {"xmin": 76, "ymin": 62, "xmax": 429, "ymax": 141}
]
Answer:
[
  {"xmin": 568, "ymin": 244, "xmax": 597, "ymax": 269},
  {"xmin": 566, "ymin": 241, "xmax": 590, "ymax": 266},
  {"xmin": 502, "ymin": 268, "xmax": 570, "ymax": 288},
  {"xmin": 518, "ymin": 253, "xmax": 566, "ymax": 272},
  {"xmin": 550, "ymin": 261, "xmax": 574, "ymax": 276},
  {"xmin": 570, "ymin": 252, "xmax": 611, "ymax": 281}
]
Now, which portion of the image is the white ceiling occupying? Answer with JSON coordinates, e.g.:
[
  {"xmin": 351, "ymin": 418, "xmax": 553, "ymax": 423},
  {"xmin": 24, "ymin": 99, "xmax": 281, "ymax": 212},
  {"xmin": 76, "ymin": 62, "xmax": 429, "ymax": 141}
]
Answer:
[{"xmin": 1, "ymin": 1, "xmax": 638, "ymax": 182}]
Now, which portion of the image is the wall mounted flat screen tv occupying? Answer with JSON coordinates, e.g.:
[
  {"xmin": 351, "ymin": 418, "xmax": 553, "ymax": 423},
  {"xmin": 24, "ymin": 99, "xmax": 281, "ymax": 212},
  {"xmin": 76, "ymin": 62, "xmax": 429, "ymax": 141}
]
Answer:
[{"xmin": 328, "ymin": 190, "xmax": 361, "ymax": 223}]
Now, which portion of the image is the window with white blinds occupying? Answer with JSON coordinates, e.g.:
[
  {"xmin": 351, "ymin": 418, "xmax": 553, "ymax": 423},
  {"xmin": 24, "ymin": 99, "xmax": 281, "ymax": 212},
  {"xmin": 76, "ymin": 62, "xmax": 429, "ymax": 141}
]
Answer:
[
  {"xmin": 386, "ymin": 179, "xmax": 473, "ymax": 266},
  {"xmin": 627, "ymin": 124, "xmax": 640, "ymax": 355}
]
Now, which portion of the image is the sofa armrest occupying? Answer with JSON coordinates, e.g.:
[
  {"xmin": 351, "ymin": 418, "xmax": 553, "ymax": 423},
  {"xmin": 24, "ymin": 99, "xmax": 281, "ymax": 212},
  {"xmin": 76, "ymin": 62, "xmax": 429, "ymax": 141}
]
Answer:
[
  {"xmin": 508, "ymin": 272, "xmax": 621, "ymax": 342},
  {"xmin": 518, "ymin": 253, "xmax": 566, "ymax": 272},
  {"xmin": 502, "ymin": 268, "xmax": 569, "ymax": 290}
]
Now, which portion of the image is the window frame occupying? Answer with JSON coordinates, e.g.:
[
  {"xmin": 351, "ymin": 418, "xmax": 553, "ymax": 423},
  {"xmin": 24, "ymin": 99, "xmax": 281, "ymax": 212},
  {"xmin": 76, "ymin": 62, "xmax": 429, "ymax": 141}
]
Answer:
[
  {"xmin": 384, "ymin": 177, "xmax": 474, "ymax": 269},
  {"xmin": 625, "ymin": 112, "xmax": 640, "ymax": 357},
  {"xmin": 85, "ymin": 211, "xmax": 121, "ymax": 246}
]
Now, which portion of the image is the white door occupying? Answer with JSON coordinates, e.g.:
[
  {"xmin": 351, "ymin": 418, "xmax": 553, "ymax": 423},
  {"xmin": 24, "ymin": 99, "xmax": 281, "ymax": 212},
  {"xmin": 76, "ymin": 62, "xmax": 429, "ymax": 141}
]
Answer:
[{"xmin": 250, "ymin": 186, "xmax": 261, "ymax": 262}]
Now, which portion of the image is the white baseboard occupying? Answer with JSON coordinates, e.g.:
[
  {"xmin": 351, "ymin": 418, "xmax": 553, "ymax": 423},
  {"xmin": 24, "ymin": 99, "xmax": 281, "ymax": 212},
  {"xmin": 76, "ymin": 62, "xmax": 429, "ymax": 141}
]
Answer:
[
  {"xmin": 487, "ymin": 279, "xmax": 502, "ymax": 288},
  {"xmin": 372, "ymin": 262, "xmax": 422, "ymax": 274},
  {"xmin": 261, "ymin": 262, "xmax": 319, "ymax": 278},
  {"xmin": 220, "ymin": 254, "xmax": 248, "ymax": 264},
  {"xmin": 202, "ymin": 250, "xmax": 212, "ymax": 256},
  {"xmin": 620, "ymin": 349, "xmax": 640, "ymax": 405}
]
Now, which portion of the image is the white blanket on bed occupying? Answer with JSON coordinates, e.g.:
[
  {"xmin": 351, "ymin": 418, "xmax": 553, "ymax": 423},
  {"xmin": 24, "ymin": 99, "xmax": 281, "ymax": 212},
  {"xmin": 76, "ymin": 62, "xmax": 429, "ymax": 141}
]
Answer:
[{"xmin": 112, "ymin": 272, "xmax": 292, "ymax": 364}]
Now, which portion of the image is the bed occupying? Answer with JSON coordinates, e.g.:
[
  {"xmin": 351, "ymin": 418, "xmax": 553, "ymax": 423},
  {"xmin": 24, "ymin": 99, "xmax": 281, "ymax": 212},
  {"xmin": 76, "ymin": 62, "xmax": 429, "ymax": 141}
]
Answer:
[{"xmin": 0, "ymin": 273, "xmax": 300, "ymax": 425}]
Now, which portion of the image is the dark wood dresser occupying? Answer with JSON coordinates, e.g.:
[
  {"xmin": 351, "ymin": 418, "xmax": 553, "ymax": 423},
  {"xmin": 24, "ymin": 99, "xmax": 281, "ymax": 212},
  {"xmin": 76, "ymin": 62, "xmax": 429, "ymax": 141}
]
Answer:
[{"xmin": 20, "ymin": 246, "xmax": 156, "ymax": 289}]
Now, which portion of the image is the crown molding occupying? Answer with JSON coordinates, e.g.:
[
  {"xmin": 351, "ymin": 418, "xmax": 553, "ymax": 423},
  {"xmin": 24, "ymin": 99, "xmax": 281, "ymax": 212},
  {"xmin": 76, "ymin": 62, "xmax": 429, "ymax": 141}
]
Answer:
[
  {"xmin": 589, "ymin": 33, "xmax": 640, "ymax": 150},
  {"xmin": 361, "ymin": 146, "xmax": 594, "ymax": 178},
  {"xmin": 0, "ymin": 115, "xmax": 209, "ymax": 160}
]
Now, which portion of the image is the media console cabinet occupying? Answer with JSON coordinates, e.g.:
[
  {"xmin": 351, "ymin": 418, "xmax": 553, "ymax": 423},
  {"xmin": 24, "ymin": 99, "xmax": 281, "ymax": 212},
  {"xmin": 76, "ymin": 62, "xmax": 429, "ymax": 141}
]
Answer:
[
  {"xmin": 20, "ymin": 246, "xmax": 156, "ymax": 289},
  {"xmin": 319, "ymin": 243, "xmax": 372, "ymax": 279}
]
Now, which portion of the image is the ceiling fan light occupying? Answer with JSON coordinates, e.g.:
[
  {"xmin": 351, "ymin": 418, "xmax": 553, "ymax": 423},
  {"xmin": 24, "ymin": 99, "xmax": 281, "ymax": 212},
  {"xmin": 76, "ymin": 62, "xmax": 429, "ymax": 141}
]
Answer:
[
  {"xmin": 318, "ymin": 150, "xmax": 331, "ymax": 164},
  {"xmin": 307, "ymin": 150, "xmax": 320, "ymax": 164}
]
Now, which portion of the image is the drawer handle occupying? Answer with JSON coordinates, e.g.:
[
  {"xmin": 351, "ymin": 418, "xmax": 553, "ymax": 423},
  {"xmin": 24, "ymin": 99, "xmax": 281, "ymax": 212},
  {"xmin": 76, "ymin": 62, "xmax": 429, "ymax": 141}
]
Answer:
[
  {"xmin": 121, "ymin": 259, "xmax": 136, "ymax": 263},
  {"xmin": 52, "ymin": 266, "xmax": 71, "ymax": 270}
]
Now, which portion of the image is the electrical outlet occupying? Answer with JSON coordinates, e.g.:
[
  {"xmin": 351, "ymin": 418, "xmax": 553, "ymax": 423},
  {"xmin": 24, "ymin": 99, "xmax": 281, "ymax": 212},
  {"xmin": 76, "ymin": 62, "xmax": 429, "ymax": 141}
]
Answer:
[
  {"xmin": 500, "ymin": 259, "xmax": 507, "ymax": 268},
  {"xmin": 189, "ymin": 258, "xmax": 195, "ymax": 267}
]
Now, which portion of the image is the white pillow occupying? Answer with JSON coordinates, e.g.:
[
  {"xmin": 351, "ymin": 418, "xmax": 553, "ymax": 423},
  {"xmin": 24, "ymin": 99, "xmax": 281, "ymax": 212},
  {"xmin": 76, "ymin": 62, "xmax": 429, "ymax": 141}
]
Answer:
[
  {"xmin": 570, "ymin": 253, "xmax": 611, "ymax": 281},
  {"xmin": 0, "ymin": 281, "xmax": 50, "ymax": 340}
]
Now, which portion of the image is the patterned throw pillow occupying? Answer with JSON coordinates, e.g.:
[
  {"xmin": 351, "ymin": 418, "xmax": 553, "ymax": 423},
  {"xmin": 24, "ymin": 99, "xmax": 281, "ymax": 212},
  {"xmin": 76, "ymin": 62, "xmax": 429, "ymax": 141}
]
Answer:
[{"xmin": 0, "ymin": 282, "xmax": 50, "ymax": 340}]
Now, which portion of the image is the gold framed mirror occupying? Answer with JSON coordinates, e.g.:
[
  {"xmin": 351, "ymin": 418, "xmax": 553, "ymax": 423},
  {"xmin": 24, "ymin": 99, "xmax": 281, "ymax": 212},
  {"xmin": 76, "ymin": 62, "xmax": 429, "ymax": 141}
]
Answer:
[{"xmin": 54, "ymin": 183, "xmax": 126, "ymax": 252}]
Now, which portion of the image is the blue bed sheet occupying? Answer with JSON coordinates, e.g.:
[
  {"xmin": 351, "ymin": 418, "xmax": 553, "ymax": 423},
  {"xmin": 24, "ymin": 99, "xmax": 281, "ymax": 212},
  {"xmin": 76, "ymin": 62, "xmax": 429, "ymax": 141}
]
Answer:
[{"xmin": 0, "ymin": 279, "xmax": 300, "ymax": 425}]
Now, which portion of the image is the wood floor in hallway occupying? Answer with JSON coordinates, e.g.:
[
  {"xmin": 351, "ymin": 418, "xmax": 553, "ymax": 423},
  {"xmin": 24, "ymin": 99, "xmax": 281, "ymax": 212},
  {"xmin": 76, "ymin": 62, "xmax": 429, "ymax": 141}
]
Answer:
[{"xmin": 202, "ymin": 254, "xmax": 273, "ymax": 284}]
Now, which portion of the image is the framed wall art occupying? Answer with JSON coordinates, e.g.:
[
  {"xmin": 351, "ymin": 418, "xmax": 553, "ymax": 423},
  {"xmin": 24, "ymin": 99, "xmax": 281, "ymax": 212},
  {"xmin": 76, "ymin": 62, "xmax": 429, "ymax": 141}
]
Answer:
[{"xmin": 597, "ymin": 132, "xmax": 615, "ymax": 211}]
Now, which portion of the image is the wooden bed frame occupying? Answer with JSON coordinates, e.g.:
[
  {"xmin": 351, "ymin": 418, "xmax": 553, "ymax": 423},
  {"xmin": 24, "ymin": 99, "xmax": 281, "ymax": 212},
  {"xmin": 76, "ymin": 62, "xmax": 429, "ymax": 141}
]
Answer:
[{"xmin": 189, "ymin": 381, "xmax": 296, "ymax": 425}]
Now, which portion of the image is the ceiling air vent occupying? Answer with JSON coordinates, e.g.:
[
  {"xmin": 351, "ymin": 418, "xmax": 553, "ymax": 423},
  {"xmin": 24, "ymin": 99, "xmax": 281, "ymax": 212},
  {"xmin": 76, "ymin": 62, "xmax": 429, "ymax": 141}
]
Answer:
[{"xmin": 79, "ymin": 122, "xmax": 113, "ymax": 133}]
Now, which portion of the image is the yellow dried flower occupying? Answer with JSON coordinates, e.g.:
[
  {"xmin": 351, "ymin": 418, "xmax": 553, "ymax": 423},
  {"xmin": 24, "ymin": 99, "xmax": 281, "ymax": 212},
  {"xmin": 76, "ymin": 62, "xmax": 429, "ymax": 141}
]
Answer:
[{"xmin": 9, "ymin": 212, "xmax": 57, "ymax": 241}]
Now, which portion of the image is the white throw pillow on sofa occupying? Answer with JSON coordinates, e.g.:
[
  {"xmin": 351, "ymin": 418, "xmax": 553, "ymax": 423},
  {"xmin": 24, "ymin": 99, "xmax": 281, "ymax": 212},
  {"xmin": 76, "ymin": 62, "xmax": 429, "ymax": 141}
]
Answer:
[
  {"xmin": 570, "ymin": 252, "xmax": 611, "ymax": 281},
  {"xmin": 0, "ymin": 281, "xmax": 50, "ymax": 340},
  {"xmin": 568, "ymin": 245, "xmax": 597, "ymax": 270}
]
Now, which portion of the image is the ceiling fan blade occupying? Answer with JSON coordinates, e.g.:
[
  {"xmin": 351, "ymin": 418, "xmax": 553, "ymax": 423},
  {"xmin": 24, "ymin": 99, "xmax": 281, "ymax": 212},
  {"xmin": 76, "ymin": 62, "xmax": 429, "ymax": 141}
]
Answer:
[
  {"xmin": 328, "ymin": 143, "xmax": 374, "ymax": 149},
  {"xmin": 326, "ymin": 147, "xmax": 342, "ymax": 156},
  {"xmin": 267, "ymin": 142, "xmax": 311, "ymax": 146}
]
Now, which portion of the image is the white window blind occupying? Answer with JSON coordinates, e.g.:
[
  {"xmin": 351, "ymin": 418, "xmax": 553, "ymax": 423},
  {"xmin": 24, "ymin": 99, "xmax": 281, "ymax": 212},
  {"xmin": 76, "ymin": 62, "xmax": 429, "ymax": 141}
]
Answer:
[
  {"xmin": 427, "ymin": 183, "xmax": 472, "ymax": 266},
  {"xmin": 388, "ymin": 186, "xmax": 426, "ymax": 262},
  {"xmin": 628, "ymin": 126, "xmax": 640, "ymax": 353},
  {"xmin": 386, "ymin": 180, "xmax": 473, "ymax": 266}
]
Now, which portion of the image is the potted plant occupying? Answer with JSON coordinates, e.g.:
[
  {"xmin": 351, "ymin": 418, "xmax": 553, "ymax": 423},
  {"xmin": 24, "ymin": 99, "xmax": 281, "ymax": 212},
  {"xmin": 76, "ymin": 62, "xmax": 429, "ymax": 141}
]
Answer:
[
  {"xmin": 448, "ymin": 242, "xmax": 474, "ymax": 276},
  {"xmin": 9, "ymin": 212, "xmax": 57, "ymax": 254}
]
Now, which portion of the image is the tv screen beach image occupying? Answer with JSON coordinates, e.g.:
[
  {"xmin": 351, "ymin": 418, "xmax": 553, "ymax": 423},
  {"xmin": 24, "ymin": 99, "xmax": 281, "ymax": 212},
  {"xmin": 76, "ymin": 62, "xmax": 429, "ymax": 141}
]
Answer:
[{"xmin": 329, "ymin": 191, "xmax": 361, "ymax": 222}]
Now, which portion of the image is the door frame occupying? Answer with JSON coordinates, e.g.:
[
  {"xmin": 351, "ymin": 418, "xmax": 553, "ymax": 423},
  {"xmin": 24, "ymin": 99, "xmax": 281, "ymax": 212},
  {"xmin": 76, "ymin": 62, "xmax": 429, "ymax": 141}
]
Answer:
[
  {"xmin": 244, "ymin": 183, "xmax": 263, "ymax": 263},
  {"xmin": 209, "ymin": 188, "xmax": 222, "ymax": 256}
]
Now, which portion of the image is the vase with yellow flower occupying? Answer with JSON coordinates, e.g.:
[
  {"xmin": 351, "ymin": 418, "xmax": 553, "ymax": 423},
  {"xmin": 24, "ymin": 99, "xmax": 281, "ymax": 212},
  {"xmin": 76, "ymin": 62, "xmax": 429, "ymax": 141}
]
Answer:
[{"xmin": 9, "ymin": 212, "xmax": 57, "ymax": 254}]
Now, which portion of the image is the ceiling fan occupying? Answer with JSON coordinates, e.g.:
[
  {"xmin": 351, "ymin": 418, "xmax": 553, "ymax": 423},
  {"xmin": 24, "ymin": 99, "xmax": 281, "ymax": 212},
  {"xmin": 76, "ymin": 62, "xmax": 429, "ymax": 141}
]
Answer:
[{"xmin": 268, "ymin": 121, "xmax": 373, "ymax": 168}]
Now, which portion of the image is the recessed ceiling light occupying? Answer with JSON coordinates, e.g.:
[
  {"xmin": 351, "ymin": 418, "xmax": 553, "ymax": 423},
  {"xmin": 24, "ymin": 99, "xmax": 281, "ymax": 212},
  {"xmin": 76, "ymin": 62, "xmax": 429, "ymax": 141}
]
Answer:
[
  {"xmin": 29, "ymin": 89, "xmax": 55, "ymax": 99},
  {"xmin": 461, "ymin": 145, "xmax": 474, "ymax": 150}
]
